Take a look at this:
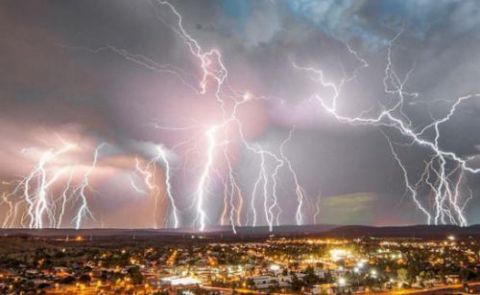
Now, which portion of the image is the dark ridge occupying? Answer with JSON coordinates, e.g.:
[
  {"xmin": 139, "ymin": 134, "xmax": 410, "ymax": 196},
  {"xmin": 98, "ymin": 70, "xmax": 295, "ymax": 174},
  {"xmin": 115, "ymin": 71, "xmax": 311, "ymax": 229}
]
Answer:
[
  {"xmin": 320, "ymin": 224, "xmax": 480, "ymax": 239},
  {"xmin": 0, "ymin": 224, "xmax": 479, "ymax": 241}
]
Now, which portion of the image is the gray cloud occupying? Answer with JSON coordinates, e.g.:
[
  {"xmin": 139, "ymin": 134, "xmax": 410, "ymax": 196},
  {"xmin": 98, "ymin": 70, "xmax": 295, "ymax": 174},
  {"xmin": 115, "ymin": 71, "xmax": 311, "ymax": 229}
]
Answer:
[{"xmin": 1, "ymin": 0, "xmax": 480, "ymax": 227}]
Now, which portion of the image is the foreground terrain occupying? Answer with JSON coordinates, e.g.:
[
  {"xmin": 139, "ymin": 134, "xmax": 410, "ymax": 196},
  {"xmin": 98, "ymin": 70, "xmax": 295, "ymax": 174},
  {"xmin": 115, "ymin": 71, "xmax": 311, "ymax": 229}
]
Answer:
[{"xmin": 1, "ymin": 225, "xmax": 480, "ymax": 294}]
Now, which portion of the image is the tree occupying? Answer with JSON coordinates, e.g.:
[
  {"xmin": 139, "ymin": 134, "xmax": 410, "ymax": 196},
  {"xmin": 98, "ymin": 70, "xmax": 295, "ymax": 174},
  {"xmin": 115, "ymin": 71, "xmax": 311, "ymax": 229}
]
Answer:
[
  {"xmin": 304, "ymin": 266, "xmax": 320, "ymax": 285},
  {"xmin": 127, "ymin": 266, "xmax": 144, "ymax": 285},
  {"xmin": 79, "ymin": 274, "xmax": 91, "ymax": 283},
  {"xmin": 291, "ymin": 274, "xmax": 305, "ymax": 291}
]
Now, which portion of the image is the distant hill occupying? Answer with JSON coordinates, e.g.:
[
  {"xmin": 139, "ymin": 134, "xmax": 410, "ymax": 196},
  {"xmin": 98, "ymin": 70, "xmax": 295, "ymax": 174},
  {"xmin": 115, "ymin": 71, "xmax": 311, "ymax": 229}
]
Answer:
[
  {"xmin": 1, "ymin": 224, "xmax": 479, "ymax": 240},
  {"xmin": 321, "ymin": 224, "xmax": 480, "ymax": 239},
  {"xmin": 0, "ymin": 224, "xmax": 337, "ymax": 239}
]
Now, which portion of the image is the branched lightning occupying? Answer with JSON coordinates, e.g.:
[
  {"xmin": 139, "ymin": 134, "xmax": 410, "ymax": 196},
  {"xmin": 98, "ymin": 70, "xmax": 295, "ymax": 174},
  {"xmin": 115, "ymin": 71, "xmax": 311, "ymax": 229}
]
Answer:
[
  {"xmin": 292, "ymin": 34, "xmax": 479, "ymax": 226},
  {"xmin": 148, "ymin": 0, "xmax": 308, "ymax": 232},
  {"xmin": 133, "ymin": 157, "xmax": 160, "ymax": 228},
  {"xmin": 156, "ymin": 146, "xmax": 180, "ymax": 229},
  {"xmin": 2, "ymin": 142, "xmax": 106, "ymax": 229},
  {"xmin": 5, "ymin": 2, "xmax": 473, "ymax": 232},
  {"xmin": 73, "ymin": 143, "xmax": 105, "ymax": 229},
  {"xmin": 131, "ymin": 144, "xmax": 180, "ymax": 229},
  {"xmin": 58, "ymin": 1, "xmax": 308, "ymax": 231},
  {"xmin": 280, "ymin": 128, "xmax": 306, "ymax": 225}
]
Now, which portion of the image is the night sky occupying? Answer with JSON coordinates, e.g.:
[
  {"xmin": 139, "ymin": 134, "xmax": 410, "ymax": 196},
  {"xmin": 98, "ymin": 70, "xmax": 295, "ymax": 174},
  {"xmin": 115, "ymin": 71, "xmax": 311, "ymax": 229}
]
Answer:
[{"xmin": 1, "ymin": 0, "xmax": 480, "ymax": 229}]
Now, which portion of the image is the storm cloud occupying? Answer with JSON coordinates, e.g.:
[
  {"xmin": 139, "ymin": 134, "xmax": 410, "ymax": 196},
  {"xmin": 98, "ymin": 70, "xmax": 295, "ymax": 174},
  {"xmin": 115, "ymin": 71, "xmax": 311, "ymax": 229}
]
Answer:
[{"xmin": 1, "ymin": 0, "xmax": 480, "ymax": 228}]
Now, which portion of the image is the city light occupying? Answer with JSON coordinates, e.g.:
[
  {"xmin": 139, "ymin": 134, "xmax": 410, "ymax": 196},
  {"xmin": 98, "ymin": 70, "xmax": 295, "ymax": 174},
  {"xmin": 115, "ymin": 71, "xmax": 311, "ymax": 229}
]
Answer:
[
  {"xmin": 357, "ymin": 260, "xmax": 366, "ymax": 269},
  {"xmin": 161, "ymin": 276, "xmax": 200, "ymax": 286},
  {"xmin": 329, "ymin": 248, "xmax": 351, "ymax": 262},
  {"xmin": 269, "ymin": 264, "xmax": 281, "ymax": 272}
]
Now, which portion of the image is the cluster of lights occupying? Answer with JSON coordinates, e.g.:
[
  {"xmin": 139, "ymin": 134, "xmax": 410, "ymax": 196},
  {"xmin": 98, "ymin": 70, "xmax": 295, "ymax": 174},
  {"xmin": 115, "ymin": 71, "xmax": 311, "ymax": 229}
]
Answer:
[
  {"xmin": 329, "ymin": 248, "xmax": 351, "ymax": 262},
  {"xmin": 161, "ymin": 276, "xmax": 200, "ymax": 286}
]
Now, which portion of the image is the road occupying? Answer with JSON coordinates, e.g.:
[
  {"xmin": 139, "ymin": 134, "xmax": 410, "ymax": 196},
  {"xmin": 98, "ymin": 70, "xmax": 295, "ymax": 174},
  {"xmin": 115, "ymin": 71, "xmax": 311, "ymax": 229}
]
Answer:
[
  {"xmin": 379, "ymin": 281, "xmax": 480, "ymax": 294},
  {"xmin": 46, "ymin": 281, "xmax": 480, "ymax": 295}
]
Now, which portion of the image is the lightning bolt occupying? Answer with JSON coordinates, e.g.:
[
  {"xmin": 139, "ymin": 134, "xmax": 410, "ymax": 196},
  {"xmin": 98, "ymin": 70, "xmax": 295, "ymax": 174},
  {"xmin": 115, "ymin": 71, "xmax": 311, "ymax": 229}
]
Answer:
[
  {"xmin": 57, "ymin": 0, "xmax": 308, "ymax": 232},
  {"xmin": 155, "ymin": 145, "xmax": 180, "ymax": 229},
  {"xmin": 150, "ymin": 0, "xmax": 307, "ymax": 232},
  {"xmin": 2, "ymin": 141, "xmax": 106, "ymax": 229},
  {"xmin": 280, "ymin": 128, "xmax": 306, "ymax": 225},
  {"xmin": 73, "ymin": 143, "xmax": 105, "ymax": 229},
  {"xmin": 131, "ymin": 145, "xmax": 180, "ymax": 229},
  {"xmin": 6, "ymin": 3, "xmax": 474, "ymax": 231},
  {"xmin": 10, "ymin": 143, "xmax": 75, "ymax": 229},
  {"xmin": 194, "ymin": 126, "xmax": 218, "ymax": 232},
  {"xmin": 292, "ymin": 32, "xmax": 479, "ymax": 226},
  {"xmin": 133, "ymin": 156, "xmax": 162, "ymax": 228},
  {"xmin": 313, "ymin": 193, "xmax": 321, "ymax": 225},
  {"xmin": 56, "ymin": 169, "xmax": 73, "ymax": 228}
]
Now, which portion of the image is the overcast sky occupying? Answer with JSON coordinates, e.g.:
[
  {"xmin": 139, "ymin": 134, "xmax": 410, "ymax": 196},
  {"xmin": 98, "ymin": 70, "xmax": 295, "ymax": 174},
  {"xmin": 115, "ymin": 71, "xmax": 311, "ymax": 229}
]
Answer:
[{"xmin": 1, "ymin": 0, "xmax": 480, "ymax": 229}]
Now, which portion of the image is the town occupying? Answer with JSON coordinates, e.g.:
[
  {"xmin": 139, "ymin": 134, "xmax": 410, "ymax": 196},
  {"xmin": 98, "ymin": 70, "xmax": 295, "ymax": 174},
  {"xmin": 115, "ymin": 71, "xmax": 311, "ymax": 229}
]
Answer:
[{"xmin": 1, "ymin": 233, "xmax": 480, "ymax": 294}]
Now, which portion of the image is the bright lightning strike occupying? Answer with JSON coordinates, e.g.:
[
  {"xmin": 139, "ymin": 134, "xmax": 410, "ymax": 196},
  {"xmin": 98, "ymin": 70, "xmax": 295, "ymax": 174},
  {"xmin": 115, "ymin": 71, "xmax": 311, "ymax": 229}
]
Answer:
[
  {"xmin": 59, "ymin": 1, "xmax": 308, "ymax": 232},
  {"xmin": 2, "ymin": 142, "xmax": 106, "ymax": 229},
  {"xmin": 149, "ymin": 0, "xmax": 308, "ymax": 232},
  {"xmin": 73, "ymin": 143, "xmax": 105, "ymax": 229},
  {"xmin": 130, "ymin": 145, "xmax": 180, "ymax": 229},
  {"xmin": 293, "ymin": 34, "xmax": 479, "ymax": 226},
  {"xmin": 8, "ymin": 2, "xmax": 473, "ymax": 232}
]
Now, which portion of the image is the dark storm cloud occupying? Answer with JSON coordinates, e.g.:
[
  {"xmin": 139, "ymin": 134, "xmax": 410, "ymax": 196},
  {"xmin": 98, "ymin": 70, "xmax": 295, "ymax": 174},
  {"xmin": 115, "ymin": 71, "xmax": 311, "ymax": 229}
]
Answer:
[{"xmin": 1, "ymin": 0, "xmax": 480, "ymax": 226}]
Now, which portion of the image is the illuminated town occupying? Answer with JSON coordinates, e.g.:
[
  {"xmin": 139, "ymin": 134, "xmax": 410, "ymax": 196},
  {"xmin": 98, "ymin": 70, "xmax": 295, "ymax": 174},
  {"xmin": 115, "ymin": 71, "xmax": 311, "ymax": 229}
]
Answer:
[{"xmin": 1, "ymin": 231, "xmax": 480, "ymax": 294}]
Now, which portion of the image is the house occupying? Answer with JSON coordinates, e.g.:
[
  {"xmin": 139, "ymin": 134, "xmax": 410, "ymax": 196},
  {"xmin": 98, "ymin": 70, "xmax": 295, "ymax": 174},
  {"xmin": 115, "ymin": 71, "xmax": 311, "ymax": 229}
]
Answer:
[{"xmin": 250, "ymin": 275, "xmax": 276, "ymax": 289}]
